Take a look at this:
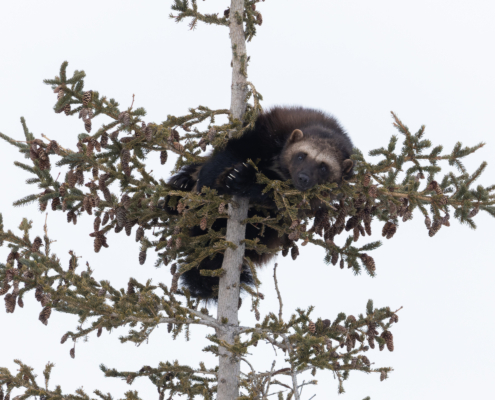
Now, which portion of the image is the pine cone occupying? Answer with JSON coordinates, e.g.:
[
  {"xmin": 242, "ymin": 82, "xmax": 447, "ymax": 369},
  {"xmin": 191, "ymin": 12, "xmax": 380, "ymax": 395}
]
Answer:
[
  {"xmin": 102, "ymin": 212, "xmax": 109, "ymax": 226},
  {"xmin": 469, "ymin": 207, "xmax": 479, "ymax": 218},
  {"xmin": 282, "ymin": 247, "xmax": 289, "ymax": 257},
  {"xmin": 340, "ymin": 259, "xmax": 345, "ymax": 269},
  {"xmin": 160, "ymin": 150, "xmax": 168, "ymax": 165},
  {"xmin": 94, "ymin": 235, "xmax": 103, "ymax": 253},
  {"xmin": 125, "ymin": 219, "xmax": 135, "ymax": 236},
  {"xmin": 173, "ymin": 141, "xmax": 184, "ymax": 152},
  {"xmin": 170, "ymin": 273, "xmax": 179, "ymax": 293},
  {"xmin": 368, "ymin": 336, "xmax": 375, "ymax": 349},
  {"xmin": 345, "ymin": 216, "xmax": 359, "ymax": 232},
  {"xmin": 167, "ymin": 323, "xmax": 173, "ymax": 333},
  {"xmin": 82, "ymin": 90, "xmax": 93, "ymax": 106},
  {"xmin": 363, "ymin": 172, "xmax": 371, "ymax": 187},
  {"xmin": 4, "ymin": 293, "xmax": 16, "ymax": 313},
  {"xmin": 331, "ymin": 251, "xmax": 339, "ymax": 266},
  {"xmin": 70, "ymin": 347, "xmax": 75, "ymax": 359},
  {"xmin": 198, "ymin": 138, "xmax": 207, "ymax": 151},
  {"xmin": 352, "ymin": 225, "xmax": 359, "ymax": 242},
  {"xmin": 428, "ymin": 218, "xmax": 442, "ymax": 237},
  {"xmin": 61, "ymin": 333, "xmax": 69, "ymax": 344},
  {"xmin": 380, "ymin": 371, "xmax": 387, "ymax": 381},
  {"xmin": 116, "ymin": 206, "xmax": 127, "ymax": 228},
  {"xmin": 0, "ymin": 283, "xmax": 11, "ymax": 296},
  {"xmin": 390, "ymin": 314, "xmax": 399, "ymax": 323},
  {"xmin": 218, "ymin": 202, "xmax": 226, "ymax": 214},
  {"xmin": 35, "ymin": 285, "xmax": 44, "ymax": 302},
  {"xmin": 368, "ymin": 185, "xmax": 377, "ymax": 198},
  {"xmin": 135, "ymin": 226, "xmax": 144, "ymax": 242},
  {"xmin": 308, "ymin": 321, "xmax": 316, "ymax": 334},
  {"xmin": 361, "ymin": 254, "xmax": 376, "ymax": 274},
  {"xmin": 75, "ymin": 167, "xmax": 84, "ymax": 186},
  {"xmin": 291, "ymin": 245, "xmax": 299, "ymax": 260},
  {"xmin": 171, "ymin": 263, "xmax": 177, "ymax": 275},
  {"xmin": 139, "ymin": 250, "xmax": 146, "ymax": 265},
  {"xmin": 200, "ymin": 216, "xmax": 207, "ymax": 230},
  {"xmin": 51, "ymin": 197, "xmax": 61, "ymax": 211},
  {"xmin": 121, "ymin": 194, "xmax": 131, "ymax": 209},
  {"xmin": 39, "ymin": 306, "xmax": 52, "ymax": 325},
  {"xmin": 84, "ymin": 119, "xmax": 92, "ymax": 133},
  {"xmin": 100, "ymin": 132, "xmax": 109, "ymax": 147},
  {"xmin": 31, "ymin": 236, "xmax": 43, "ymax": 252}
]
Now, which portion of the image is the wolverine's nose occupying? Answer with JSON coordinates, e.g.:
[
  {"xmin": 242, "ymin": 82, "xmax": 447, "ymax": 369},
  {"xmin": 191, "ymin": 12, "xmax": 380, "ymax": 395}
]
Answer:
[{"xmin": 298, "ymin": 173, "xmax": 309, "ymax": 186}]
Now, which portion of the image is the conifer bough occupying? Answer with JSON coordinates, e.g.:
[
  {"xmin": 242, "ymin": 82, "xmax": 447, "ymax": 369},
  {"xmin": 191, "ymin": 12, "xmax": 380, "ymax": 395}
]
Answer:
[{"xmin": 1, "ymin": 0, "xmax": 495, "ymax": 399}]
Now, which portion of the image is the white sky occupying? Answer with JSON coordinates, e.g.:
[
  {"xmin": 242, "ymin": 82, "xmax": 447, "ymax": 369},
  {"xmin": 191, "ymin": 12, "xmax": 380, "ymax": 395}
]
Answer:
[{"xmin": 1, "ymin": 1, "xmax": 494, "ymax": 399}]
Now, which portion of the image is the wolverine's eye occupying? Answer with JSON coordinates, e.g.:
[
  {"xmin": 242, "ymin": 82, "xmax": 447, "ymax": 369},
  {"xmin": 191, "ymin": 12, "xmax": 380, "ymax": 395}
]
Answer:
[
  {"xmin": 297, "ymin": 153, "xmax": 306, "ymax": 161},
  {"xmin": 320, "ymin": 164, "xmax": 327, "ymax": 172}
]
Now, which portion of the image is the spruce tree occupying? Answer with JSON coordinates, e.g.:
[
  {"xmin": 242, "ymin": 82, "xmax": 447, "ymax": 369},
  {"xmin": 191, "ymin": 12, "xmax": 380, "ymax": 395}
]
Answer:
[{"xmin": 1, "ymin": 1, "xmax": 494, "ymax": 399}]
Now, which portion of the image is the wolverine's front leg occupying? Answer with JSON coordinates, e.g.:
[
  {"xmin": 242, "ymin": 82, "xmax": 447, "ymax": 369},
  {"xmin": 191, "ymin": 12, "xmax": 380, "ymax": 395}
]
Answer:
[{"xmin": 216, "ymin": 161, "xmax": 257, "ymax": 194}]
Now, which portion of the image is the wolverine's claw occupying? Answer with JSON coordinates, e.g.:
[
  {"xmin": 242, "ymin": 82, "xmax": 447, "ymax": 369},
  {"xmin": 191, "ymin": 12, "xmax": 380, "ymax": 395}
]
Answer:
[
  {"xmin": 226, "ymin": 184, "xmax": 230, "ymax": 188},
  {"xmin": 228, "ymin": 174, "xmax": 235, "ymax": 179},
  {"xmin": 243, "ymin": 163, "xmax": 248, "ymax": 167},
  {"xmin": 234, "ymin": 168, "xmax": 239, "ymax": 172}
]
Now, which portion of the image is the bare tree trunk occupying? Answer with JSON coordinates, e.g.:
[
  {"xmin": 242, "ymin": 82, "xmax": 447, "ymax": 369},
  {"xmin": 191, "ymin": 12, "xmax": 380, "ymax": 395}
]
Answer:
[{"xmin": 216, "ymin": 1, "xmax": 249, "ymax": 399}]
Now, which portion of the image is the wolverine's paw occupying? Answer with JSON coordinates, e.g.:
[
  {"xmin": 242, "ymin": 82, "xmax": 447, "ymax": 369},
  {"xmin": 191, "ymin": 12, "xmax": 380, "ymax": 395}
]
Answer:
[
  {"xmin": 170, "ymin": 173, "xmax": 196, "ymax": 191},
  {"xmin": 220, "ymin": 162, "xmax": 257, "ymax": 194}
]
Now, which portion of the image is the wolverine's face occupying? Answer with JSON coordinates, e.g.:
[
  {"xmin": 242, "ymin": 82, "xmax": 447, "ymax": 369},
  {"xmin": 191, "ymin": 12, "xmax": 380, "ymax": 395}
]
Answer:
[{"xmin": 281, "ymin": 129, "xmax": 353, "ymax": 192}]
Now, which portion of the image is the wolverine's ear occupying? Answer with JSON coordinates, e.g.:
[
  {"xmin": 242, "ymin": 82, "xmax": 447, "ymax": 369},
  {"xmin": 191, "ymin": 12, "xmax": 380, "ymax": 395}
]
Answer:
[
  {"xmin": 342, "ymin": 159, "xmax": 353, "ymax": 174},
  {"xmin": 289, "ymin": 129, "xmax": 304, "ymax": 143}
]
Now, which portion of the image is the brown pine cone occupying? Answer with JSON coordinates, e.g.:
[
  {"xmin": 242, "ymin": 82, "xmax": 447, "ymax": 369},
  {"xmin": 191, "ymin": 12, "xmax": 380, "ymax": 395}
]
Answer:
[
  {"xmin": 135, "ymin": 226, "xmax": 144, "ymax": 242},
  {"xmin": 94, "ymin": 235, "xmax": 103, "ymax": 253},
  {"xmin": 308, "ymin": 321, "xmax": 316, "ymax": 334},
  {"xmin": 345, "ymin": 215, "xmax": 360, "ymax": 231},
  {"xmin": 4, "ymin": 293, "xmax": 16, "ymax": 313},
  {"xmin": 31, "ymin": 236, "xmax": 43, "ymax": 252},
  {"xmin": 363, "ymin": 172, "xmax": 371, "ymax": 187},
  {"xmin": 361, "ymin": 254, "xmax": 376, "ymax": 274},
  {"xmin": 353, "ymin": 226, "xmax": 360, "ymax": 242},
  {"xmin": 82, "ymin": 90, "xmax": 93, "ymax": 106},
  {"xmin": 340, "ymin": 259, "xmax": 344, "ymax": 269},
  {"xmin": 428, "ymin": 218, "xmax": 442, "ymax": 237},
  {"xmin": 121, "ymin": 194, "xmax": 131, "ymax": 209},
  {"xmin": 39, "ymin": 306, "xmax": 52, "ymax": 325},
  {"xmin": 291, "ymin": 245, "xmax": 299, "ymax": 260},
  {"xmin": 380, "ymin": 371, "xmax": 386, "ymax": 381},
  {"xmin": 116, "ymin": 206, "xmax": 127, "ymax": 228},
  {"xmin": 160, "ymin": 150, "xmax": 168, "ymax": 165},
  {"xmin": 381, "ymin": 330, "xmax": 394, "ymax": 351},
  {"xmin": 331, "ymin": 251, "xmax": 339, "ymax": 266},
  {"xmin": 102, "ymin": 212, "xmax": 109, "ymax": 226},
  {"xmin": 200, "ymin": 216, "xmax": 208, "ymax": 231},
  {"xmin": 100, "ymin": 132, "xmax": 109, "ymax": 147},
  {"xmin": 170, "ymin": 273, "xmax": 179, "ymax": 293},
  {"xmin": 218, "ymin": 202, "xmax": 226, "ymax": 214},
  {"xmin": 368, "ymin": 185, "xmax": 377, "ymax": 198},
  {"xmin": 52, "ymin": 197, "xmax": 61, "ymax": 211},
  {"xmin": 139, "ymin": 250, "xmax": 146, "ymax": 265},
  {"xmin": 70, "ymin": 347, "xmax": 75, "ymax": 359},
  {"xmin": 282, "ymin": 247, "xmax": 289, "ymax": 257},
  {"xmin": 35, "ymin": 284, "xmax": 44, "ymax": 302},
  {"xmin": 84, "ymin": 119, "xmax": 92, "ymax": 133},
  {"xmin": 468, "ymin": 207, "xmax": 479, "ymax": 218}
]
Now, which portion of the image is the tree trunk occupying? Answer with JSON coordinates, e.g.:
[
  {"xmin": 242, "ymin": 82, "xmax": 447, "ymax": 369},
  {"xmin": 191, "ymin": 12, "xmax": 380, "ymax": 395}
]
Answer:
[{"xmin": 216, "ymin": 1, "xmax": 249, "ymax": 399}]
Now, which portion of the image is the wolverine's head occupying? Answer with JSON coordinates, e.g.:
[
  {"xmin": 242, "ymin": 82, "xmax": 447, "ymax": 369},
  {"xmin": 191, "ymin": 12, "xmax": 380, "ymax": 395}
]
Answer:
[{"xmin": 280, "ymin": 127, "xmax": 354, "ymax": 191}]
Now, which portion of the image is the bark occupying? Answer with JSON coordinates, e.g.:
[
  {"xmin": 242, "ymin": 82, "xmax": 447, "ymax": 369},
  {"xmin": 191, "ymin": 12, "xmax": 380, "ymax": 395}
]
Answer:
[{"xmin": 216, "ymin": 1, "xmax": 249, "ymax": 399}]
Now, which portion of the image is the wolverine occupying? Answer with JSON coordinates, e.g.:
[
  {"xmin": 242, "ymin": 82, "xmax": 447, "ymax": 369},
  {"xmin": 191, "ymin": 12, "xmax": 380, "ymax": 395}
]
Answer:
[{"xmin": 165, "ymin": 106, "xmax": 354, "ymax": 299}]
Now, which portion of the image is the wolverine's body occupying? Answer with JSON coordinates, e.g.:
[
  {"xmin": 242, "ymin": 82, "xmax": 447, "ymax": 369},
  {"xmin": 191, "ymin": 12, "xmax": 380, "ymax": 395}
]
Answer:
[{"xmin": 166, "ymin": 106, "xmax": 354, "ymax": 299}]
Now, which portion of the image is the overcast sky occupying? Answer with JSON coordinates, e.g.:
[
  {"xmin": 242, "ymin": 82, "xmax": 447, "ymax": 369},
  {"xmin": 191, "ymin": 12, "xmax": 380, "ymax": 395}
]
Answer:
[{"xmin": 1, "ymin": 1, "xmax": 494, "ymax": 399}]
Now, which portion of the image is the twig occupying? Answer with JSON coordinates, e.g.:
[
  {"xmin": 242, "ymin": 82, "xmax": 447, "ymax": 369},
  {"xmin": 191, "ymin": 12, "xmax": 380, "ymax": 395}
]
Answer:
[{"xmin": 273, "ymin": 263, "xmax": 283, "ymax": 322}]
